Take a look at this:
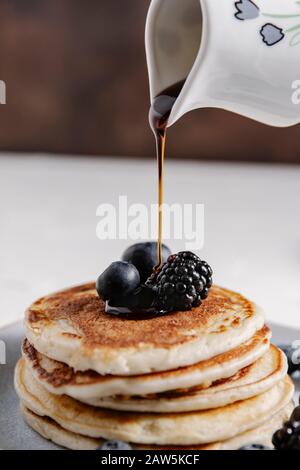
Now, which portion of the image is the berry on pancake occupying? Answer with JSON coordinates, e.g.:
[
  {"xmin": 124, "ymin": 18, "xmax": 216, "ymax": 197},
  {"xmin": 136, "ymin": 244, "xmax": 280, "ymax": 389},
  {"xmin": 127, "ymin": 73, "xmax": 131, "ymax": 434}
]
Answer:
[
  {"xmin": 96, "ymin": 261, "xmax": 140, "ymax": 302},
  {"xmin": 122, "ymin": 242, "xmax": 171, "ymax": 282},
  {"xmin": 147, "ymin": 251, "xmax": 213, "ymax": 312}
]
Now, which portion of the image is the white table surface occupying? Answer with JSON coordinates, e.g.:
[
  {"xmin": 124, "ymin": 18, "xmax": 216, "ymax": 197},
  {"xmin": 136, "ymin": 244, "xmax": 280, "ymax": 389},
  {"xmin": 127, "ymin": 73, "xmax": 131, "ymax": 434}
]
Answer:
[{"xmin": 1, "ymin": 154, "xmax": 300, "ymax": 330}]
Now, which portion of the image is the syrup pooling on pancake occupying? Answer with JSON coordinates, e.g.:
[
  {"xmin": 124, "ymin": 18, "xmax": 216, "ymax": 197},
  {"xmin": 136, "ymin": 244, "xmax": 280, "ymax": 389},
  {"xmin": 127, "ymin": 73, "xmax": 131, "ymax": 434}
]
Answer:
[{"xmin": 25, "ymin": 284, "xmax": 266, "ymax": 375}]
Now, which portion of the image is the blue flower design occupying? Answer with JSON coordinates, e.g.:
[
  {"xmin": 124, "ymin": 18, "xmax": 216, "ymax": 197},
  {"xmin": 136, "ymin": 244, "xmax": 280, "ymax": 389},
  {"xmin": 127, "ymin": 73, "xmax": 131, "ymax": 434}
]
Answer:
[
  {"xmin": 260, "ymin": 23, "xmax": 285, "ymax": 46},
  {"xmin": 234, "ymin": 0, "xmax": 300, "ymax": 47},
  {"xmin": 234, "ymin": 0, "xmax": 260, "ymax": 21}
]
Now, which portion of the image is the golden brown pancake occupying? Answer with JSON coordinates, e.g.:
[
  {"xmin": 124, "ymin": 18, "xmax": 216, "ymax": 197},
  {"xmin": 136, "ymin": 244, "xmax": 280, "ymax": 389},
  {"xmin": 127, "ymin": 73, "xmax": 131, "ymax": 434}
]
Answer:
[
  {"xmin": 22, "ymin": 326, "xmax": 271, "ymax": 399},
  {"xmin": 22, "ymin": 339, "xmax": 286, "ymax": 413},
  {"xmin": 15, "ymin": 358, "xmax": 294, "ymax": 446},
  {"xmin": 24, "ymin": 283, "xmax": 265, "ymax": 375},
  {"xmin": 21, "ymin": 403, "xmax": 294, "ymax": 450},
  {"xmin": 26, "ymin": 283, "xmax": 257, "ymax": 349},
  {"xmin": 84, "ymin": 345, "xmax": 287, "ymax": 412}
]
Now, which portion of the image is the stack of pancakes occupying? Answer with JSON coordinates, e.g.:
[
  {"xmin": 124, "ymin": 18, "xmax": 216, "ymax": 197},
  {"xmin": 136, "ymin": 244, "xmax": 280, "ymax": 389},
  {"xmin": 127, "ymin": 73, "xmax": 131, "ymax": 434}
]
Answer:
[{"xmin": 15, "ymin": 283, "xmax": 294, "ymax": 450}]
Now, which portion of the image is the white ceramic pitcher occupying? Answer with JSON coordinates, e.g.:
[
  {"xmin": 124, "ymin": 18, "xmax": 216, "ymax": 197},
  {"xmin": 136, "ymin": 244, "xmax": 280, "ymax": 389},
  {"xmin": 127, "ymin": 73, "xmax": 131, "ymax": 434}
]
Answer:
[{"xmin": 145, "ymin": 0, "xmax": 300, "ymax": 127}]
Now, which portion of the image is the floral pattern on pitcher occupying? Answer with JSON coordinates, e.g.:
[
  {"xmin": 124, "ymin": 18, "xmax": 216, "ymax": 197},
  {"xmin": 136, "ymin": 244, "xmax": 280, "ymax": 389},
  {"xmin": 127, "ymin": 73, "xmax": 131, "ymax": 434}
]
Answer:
[{"xmin": 234, "ymin": 0, "xmax": 300, "ymax": 46}]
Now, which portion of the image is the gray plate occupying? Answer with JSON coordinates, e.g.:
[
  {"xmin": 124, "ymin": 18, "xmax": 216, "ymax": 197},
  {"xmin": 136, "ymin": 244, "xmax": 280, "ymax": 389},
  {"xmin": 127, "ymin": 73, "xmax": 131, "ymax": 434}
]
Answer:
[{"xmin": 0, "ymin": 322, "xmax": 299, "ymax": 450}]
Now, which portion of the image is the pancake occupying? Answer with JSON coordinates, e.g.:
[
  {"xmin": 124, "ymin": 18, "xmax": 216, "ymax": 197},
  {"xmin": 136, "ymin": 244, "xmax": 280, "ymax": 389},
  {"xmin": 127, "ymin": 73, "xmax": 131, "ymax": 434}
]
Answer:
[
  {"xmin": 21, "ymin": 402, "xmax": 294, "ymax": 450},
  {"xmin": 22, "ymin": 326, "xmax": 271, "ymax": 399},
  {"xmin": 24, "ymin": 283, "xmax": 265, "ymax": 375},
  {"xmin": 60, "ymin": 345, "xmax": 287, "ymax": 412},
  {"xmin": 15, "ymin": 358, "xmax": 294, "ymax": 446}
]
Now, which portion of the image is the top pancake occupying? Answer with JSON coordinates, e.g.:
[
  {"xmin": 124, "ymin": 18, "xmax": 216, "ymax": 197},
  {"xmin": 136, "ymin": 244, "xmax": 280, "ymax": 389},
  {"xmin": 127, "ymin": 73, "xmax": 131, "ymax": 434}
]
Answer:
[{"xmin": 24, "ymin": 283, "xmax": 265, "ymax": 375}]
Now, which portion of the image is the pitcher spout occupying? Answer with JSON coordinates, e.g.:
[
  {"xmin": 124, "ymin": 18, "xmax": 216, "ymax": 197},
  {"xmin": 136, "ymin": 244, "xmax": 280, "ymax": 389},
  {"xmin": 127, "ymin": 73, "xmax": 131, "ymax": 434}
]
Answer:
[
  {"xmin": 146, "ymin": 0, "xmax": 300, "ymax": 128},
  {"xmin": 145, "ymin": 0, "xmax": 203, "ymax": 111}
]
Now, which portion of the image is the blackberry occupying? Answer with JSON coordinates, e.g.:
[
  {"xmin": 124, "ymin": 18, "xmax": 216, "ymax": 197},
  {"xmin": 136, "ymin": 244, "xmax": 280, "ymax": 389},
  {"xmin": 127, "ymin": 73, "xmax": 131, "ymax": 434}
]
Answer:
[
  {"xmin": 272, "ymin": 405, "xmax": 300, "ymax": 450},
  {"xmin": 147, "ymin": 251, "xmax": 213, "ymax": 312},
  {"xmin": 278, "ymin": 344, "xmax": 300, "ymax": 375}
]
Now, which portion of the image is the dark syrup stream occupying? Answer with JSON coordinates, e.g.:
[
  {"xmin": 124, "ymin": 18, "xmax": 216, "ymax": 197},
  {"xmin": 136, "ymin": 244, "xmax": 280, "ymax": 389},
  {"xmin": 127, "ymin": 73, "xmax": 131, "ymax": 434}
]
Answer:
[
  {"xmin": 149, "ymin": 80, "xmax": 185, "ymax": 269},
  {"xmin": 106, "ymin": 80, "xmax": 185, "ymax": 317}
]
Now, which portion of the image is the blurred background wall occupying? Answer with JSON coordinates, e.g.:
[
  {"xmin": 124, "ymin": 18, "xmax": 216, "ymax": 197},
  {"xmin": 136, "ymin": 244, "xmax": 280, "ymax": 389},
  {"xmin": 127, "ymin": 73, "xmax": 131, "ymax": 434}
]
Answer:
[{"xmin": 0, "ymin": 0, "xmax": 299, "ymax": 162}]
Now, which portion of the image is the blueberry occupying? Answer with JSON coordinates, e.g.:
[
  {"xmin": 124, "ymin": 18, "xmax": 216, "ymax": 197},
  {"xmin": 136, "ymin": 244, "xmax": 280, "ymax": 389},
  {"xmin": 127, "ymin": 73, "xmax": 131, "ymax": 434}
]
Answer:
[
  {"xmin": 96, "ymin": 261, "xmax": 140, "ymax": 302},
  {"xmin": 239, "ymin": 444, "xmax": 272, "ymax": 450},
  {"xmin": 122, "ymin": 242, "xmax": 171, "ymax": 282},
  {"xmin": 98, "ymin": 440, "xmax": 132, "ymax": 450}
]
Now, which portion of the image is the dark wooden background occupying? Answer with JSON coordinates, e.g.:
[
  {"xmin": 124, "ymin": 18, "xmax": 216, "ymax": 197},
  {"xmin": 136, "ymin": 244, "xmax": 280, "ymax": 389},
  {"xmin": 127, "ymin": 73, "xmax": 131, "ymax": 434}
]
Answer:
[{"xmin": 0, "ymin": 0, "xmax": 299, "ymax": 162}]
